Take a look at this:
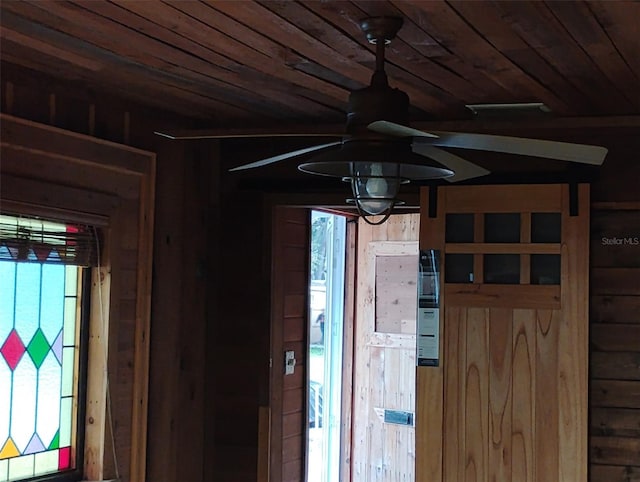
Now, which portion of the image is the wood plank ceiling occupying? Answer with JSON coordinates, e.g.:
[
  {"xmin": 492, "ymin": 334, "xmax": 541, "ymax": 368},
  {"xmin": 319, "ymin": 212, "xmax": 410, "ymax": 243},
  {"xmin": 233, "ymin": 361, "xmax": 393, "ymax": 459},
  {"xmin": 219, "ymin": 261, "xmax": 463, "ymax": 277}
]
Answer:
[{"xmin": 1, "ymin": 0, "xmax": 639, "ymax": 129}]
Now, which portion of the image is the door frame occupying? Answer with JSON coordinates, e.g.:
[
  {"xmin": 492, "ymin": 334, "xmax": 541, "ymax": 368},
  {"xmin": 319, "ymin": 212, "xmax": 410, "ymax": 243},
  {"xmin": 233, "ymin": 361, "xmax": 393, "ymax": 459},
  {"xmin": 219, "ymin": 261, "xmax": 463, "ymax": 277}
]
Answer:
[{"xmin": 264, "ymin": 204, "xmax": 358, "ymax": 482}]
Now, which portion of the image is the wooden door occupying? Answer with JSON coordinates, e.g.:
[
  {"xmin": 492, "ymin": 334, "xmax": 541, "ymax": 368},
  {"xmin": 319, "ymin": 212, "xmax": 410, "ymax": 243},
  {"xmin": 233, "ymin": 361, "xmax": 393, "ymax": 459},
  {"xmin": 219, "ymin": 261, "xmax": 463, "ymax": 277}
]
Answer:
[
  {"xmin": 416, "ymin": 184, "xmax": 589, "ymax": 482},
  {"xmin": 352, "ymin": 214, "xmax": 420, "ymax": 481}
]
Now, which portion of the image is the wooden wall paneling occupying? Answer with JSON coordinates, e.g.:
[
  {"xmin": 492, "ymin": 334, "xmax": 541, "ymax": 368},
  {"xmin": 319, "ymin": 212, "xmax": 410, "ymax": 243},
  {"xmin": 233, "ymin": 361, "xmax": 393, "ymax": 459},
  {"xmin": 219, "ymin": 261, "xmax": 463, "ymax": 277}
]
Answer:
[
  {"xmin": 591, "ymin": 268, "xmax": 640, "ymax": 296},
  {"xmin": 106, "ymin": 207, "xmax": 130, "ymax": 480},
  {"xmin": 270, "ymin": 207, "xmax": 309, "ymax": 482},
  {"xmin": 147, "ymin": 140, "xmax": 186, "ymax": 482},
  {"xmin": 416, "ymin": 186, "xmax": 445, "ymax": 482},
  {"xmin": 215, "ymin": 191, "xmax": 268, "ymax": 481},
  {"xmin": 591, "ymin": 296, "xmax": 640, "ymax": 325},
  {"xmin": 0, "ymin": 112, "xmax": 155, "ymax": 482},
  {"xmin": 591, "ymin": 324, "xmax": 640, "ymax": 352},
  {"xmin": 591, "ymin": 380, "xmax": 640, "ymax": 409},
  {"xmin": 591, "ymin": 407, "xmax": 640, "ymax": 438},
  {"xmin": 591, "ymin": 465, "xmax": 640, "ymax": 482},
  {"xmin": 589, "ymin": 201, "xmax": 640, "ymax": 481},
  {"xmin": 591, "ymin": 352, "xmax": 640, "ymax": 381},
  {"xmin": 176, "ymin": 141, "xmax": 215, "ymax": 481},
  {"xmin": 591, "ymin": 436, "xmax": 640, "ymax": 466}
]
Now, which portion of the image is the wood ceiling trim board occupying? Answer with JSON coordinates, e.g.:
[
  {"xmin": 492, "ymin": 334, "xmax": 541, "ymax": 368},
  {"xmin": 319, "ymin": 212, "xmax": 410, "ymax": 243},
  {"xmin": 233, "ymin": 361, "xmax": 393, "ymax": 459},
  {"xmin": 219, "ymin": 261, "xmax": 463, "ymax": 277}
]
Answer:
[
  {"xmin": 10, "ymin": 1, "xmax": 327, "ymax": 120},
  {"xmin": 113, "ymin": 0, "xmax": 348, "ymax": 114},
  {"xmin": 587, "ymin": 1, "xmax": 640, "ymax": 85},
  {"xmin": 446, "ymin": 1, "xmax": 594, "ymax": 116},
  {"xmin": 210, "ymin": 0, "xmax": 453, "ymax": 116},
  {"xmin": 490, "ymin": 1, "xmax": 632, "ymax": 115},
  {"xmin": 390, "ymin": 0, "xmax": 571, "ymax": 114}
]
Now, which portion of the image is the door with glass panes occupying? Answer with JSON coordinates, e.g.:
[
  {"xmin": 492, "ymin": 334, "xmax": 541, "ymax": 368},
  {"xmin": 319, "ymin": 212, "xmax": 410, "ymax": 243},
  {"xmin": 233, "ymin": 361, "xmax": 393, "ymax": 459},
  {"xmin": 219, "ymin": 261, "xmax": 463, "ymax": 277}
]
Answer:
[{"xmin": 416, "ymin": 184, "xmax": 589, "ymax": 482}]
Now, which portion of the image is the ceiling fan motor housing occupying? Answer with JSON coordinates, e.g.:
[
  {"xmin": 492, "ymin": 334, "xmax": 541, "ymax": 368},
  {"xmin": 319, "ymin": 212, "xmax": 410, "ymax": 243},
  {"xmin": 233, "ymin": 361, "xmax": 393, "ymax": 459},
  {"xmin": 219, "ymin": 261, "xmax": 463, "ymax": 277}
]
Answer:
[{"xmin": 346, "ymin": 84, "xmax": 410, "ymax": 136}]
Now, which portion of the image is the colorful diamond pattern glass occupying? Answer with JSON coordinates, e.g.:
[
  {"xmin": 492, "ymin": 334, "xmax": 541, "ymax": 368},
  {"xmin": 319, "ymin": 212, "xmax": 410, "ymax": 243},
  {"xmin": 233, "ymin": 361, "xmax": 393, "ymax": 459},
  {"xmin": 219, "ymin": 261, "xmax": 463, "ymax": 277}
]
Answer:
[{"xmin": 0, "ymin": 258, "xmax": 80, "ymax": 481}]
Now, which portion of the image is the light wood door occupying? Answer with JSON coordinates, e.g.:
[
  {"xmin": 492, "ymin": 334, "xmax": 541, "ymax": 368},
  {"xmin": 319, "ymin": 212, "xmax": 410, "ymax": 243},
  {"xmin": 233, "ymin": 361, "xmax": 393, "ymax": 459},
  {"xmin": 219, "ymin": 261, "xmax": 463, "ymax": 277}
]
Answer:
[
  {"xmin": 352, "ymin": 214, "xmax": 419, "ymax": 481},
  {"xmin": 417, "ymin": 184, "xmax": 589, "ymax": 482}
]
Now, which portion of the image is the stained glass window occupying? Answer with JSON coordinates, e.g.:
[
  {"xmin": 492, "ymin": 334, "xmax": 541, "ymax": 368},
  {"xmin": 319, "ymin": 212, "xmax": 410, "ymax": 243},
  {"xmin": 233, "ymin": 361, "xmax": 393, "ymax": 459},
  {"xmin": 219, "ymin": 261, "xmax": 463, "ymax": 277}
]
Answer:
[{"xmin": 0, "ymin": 215, "xmax": 87, "ymax": 482}]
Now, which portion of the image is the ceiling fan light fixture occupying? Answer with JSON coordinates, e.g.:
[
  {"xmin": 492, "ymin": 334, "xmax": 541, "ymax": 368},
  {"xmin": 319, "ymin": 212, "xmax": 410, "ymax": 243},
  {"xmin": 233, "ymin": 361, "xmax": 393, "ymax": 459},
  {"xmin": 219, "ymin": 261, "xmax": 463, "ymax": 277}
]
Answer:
[
  {"xmin": 345, "ymin": 161, "xmax": 405, "ymax": 224},
  {"xmin": 298, "ymin": 140, "xmax": 453, "ymax": 223}
]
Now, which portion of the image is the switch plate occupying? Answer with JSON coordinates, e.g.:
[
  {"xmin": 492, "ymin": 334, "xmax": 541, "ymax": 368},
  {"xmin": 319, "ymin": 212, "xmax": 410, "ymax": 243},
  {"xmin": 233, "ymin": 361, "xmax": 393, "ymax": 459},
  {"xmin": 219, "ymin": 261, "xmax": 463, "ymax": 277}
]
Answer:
[{"xmin": 285, "ymin": 350, "xmax": 296, "ymax": 375}]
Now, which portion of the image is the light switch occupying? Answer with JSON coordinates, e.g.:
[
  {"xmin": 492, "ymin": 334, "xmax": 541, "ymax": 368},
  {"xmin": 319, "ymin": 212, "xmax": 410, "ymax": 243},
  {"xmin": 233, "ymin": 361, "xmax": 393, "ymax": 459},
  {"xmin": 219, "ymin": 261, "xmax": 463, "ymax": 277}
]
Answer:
[{"xmin": 285, "ymin": 350, "xmax": 296, "ymax": 375}]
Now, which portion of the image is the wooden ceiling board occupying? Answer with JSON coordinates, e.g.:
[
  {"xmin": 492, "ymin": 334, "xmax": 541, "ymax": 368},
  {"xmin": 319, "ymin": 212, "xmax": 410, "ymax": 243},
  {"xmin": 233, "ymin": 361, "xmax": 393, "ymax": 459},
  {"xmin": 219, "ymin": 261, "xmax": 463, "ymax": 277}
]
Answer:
[
  {"xmin": 301, "ymin": 0, "xmax": 477, "ymax": 116},
  {"xmin": 588, "ymin": 1, "xmax": 640, "ymax": 82},
  {"xmin": 165, "ymin": 0, "xmax": 354, "ymax": 105},
  {"xmin": 490, "ymin": 1, "xmax": 631, "ymax": 114},
  {"xmin": 544, "ymin": 1, "xmax": 640, "ymax": 110},
  {"xmin": 391, "ymin": 0, "xmax": 570, "ymax": 113},
  {"xmin": 351, "ymin": 0, "xmax": 517, "ymax": 106},
  {"xmin": 0, "ymin": 2, "xmax": 261, "ymax": 119},
  {"xmin": 0, "ymin": 0, "xmax": 638, "ymax": 128},
  {"xmin": 0, "ymin": 12, "xmax": 230, "ymax": 119},
  {"xmin": 211, "ymin": 0, "xmax": 455, "ymax": 115},
  {"xmin": 446, "ymin": 1, "xmax": 594, "ymax": 115},
  {"xmin": 110, "ymin": 0, "xmax": 347, "ymax": 115},
  {"xmin": 5, "ymin": 0, "xmax": 344, "ymax": 121}
]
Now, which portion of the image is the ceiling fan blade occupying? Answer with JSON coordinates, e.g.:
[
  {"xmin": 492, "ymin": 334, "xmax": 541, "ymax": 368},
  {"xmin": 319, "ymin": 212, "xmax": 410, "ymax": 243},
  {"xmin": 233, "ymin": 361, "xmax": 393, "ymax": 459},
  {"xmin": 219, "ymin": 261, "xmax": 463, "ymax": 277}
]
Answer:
[
  {"xmin": 155, "ymin": 125, "xmax": 344, "ymax": 140},
  {"xmin": 417, "ymin": 132, "xmax": 608, "ymax": 165},
  {"xmin": 413, "ymin": 145, "xmax": 490, "ymax": 182},
  {"xmin": 229, "ymin": 142, "xmax": 341, "ymax": 171},
  {"xmin": 367, "ymin": 120, "xmax": 439, "ymax": 138}
]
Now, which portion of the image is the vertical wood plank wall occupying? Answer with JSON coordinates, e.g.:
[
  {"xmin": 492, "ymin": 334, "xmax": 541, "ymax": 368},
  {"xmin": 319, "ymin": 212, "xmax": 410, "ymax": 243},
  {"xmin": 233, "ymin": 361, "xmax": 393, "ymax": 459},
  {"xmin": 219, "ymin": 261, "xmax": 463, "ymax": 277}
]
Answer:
[
  {"xmin": 214, "ymin": 191, "xmax": 270, "ymax": 481},
  {"xmin": 0, "ymin": 65, "xmax": 214, "ymax": 482},
  {"xmin": 270, "ymin": 207, "xmax": 310, "ymax": 482}
]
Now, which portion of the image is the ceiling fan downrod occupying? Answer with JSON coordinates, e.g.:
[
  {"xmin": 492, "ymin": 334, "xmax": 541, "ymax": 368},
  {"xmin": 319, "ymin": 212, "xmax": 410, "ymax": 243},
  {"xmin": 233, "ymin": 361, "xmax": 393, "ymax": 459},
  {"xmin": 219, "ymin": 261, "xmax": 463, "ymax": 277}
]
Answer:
[{"xmin": 360, "ymin": 16, "xmax": 403, "ymax": 88}]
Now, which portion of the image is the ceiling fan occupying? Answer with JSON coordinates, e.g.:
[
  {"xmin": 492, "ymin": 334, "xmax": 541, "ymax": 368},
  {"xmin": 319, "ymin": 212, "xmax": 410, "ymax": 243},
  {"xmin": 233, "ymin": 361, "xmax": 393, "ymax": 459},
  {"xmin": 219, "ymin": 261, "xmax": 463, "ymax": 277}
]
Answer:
[{"xmin": 156, "ymin": 17, "xmax": 608, "ymax": 225}]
